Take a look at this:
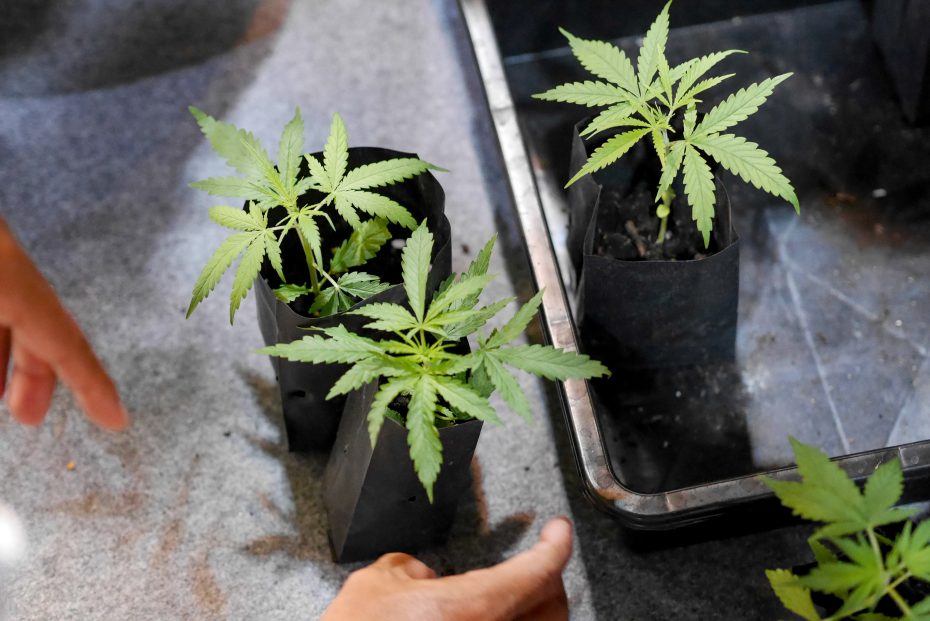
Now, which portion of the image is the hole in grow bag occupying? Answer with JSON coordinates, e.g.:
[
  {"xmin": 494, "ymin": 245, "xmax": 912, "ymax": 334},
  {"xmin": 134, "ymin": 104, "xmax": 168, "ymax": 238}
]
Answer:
[
  {"xmin": 407, "ymin": 496, "xmax": 417, "ymax": 503},
  {"xmin": 288, "ymin": 390, "xmax": 306, "ymax": 399}
]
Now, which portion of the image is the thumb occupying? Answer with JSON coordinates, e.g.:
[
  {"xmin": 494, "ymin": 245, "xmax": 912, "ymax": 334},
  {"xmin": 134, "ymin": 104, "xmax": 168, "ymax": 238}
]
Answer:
[{"xmin": 446, "ymin": 517, "xmax": 573, "ymax": 619}]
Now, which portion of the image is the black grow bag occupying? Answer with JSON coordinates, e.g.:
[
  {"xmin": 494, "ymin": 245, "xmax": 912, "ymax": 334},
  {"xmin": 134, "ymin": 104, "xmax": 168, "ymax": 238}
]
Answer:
[
  {"xmin": 567, "ymin": 123, "xmax": 739, "ymax": 370},
  {"xmin": 255, "ymin": 147, "xmax": 451, "ymax": 451},
  {"xmin": 323, "ymin": 380, "xmax": 482, "ymax": 563}
]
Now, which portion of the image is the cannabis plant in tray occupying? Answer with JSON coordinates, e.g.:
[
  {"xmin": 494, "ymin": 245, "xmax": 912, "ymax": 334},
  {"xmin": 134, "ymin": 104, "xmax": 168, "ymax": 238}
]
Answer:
[
  {"xmin": 186, "ymin": 107, "xmax": 440, "ymax": 322},
  {"xmin": 262, "ymin": 222, "xmax": 610, "ymax": 499},
  {"xmin": 766, "ymin": 439, "xmax": 930, "ymax": 620},
  {"xmin": 533, "ymin": 0, "xmax": 799, "ymax": 246}
]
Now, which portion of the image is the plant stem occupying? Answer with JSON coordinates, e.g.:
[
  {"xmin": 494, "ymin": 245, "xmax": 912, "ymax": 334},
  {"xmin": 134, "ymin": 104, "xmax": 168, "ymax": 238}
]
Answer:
[
  {"xmin": 656, "ymin": 129, "xmax": 673, "ymax": 245},
  {"xmin": 295, "ymin": 228, "xmax": 320, "ymax": 295},
  {"xmin": 888, "ymin": 587, "xmax": 912, "ymax": 617},
  {"xmin": 656, "ymin": 188, "xmax": 673, "ymax": 244}
]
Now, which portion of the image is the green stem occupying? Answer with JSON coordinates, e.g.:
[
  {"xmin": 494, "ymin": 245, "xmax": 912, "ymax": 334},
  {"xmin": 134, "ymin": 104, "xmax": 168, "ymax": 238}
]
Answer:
[
  {"xmin": 888, "ymin": 587, "xmax": 912, "ymax": 617},
  {"xmin": 656, "ymin": 129, "xmax": 673, "ymax": 245},
  {"xmin": 295, "ymin": 228, "xmax": 320, "ymax": 295}
]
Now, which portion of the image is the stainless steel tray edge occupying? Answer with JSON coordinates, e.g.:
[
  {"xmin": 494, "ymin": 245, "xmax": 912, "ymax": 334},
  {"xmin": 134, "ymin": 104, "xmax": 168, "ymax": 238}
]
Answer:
[{"xmin": 457, "ymin": 0, "xmax": 930, "ymax": 529}]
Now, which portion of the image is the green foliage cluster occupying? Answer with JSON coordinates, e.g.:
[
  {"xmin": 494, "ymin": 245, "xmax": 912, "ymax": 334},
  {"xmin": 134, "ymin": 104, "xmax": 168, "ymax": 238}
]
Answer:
[
  {"xmin": 261, "ymin": 222, "xmax": 609, "ymax": 500},
  {"xmin": 186, "ymin": 108, "xmax": 440, "ymax": 323},
  {"xmin": 765, "ymin": 439, "xmax": 930, "ymax": 620},
  {"xmin": 533, "ymin": 0, "xmax": 799, "ymax": 247}
]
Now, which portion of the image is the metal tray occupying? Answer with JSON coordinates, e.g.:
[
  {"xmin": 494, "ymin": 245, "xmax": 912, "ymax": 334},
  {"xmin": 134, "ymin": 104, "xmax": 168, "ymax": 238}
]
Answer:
[{"xmin": 458, "ymin": 0, "xmax": 930, "ymax": 528}]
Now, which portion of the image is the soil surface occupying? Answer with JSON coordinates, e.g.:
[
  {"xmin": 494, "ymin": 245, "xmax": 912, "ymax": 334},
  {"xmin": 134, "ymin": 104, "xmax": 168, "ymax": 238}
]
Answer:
[{"xmin": 594, "ymin": 182, "xmax": 716, "ymax": 261}]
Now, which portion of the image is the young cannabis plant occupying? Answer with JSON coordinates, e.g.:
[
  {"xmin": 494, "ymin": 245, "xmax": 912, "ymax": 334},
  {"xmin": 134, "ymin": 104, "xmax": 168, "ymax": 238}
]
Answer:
[
  {"xmin": 765, "ymin": 439, "xmax": 930, "ymax": 620},
  {"xmin": 187, "ymin": 107, "xmax": 440, "ymax": 323},
  {"xmin": 261, "ymin": 222, "xmax": 609, "ymax": 500},
  {"xmin": 533, "ymin": 0, "xmax": 799, "ymax": 247}
]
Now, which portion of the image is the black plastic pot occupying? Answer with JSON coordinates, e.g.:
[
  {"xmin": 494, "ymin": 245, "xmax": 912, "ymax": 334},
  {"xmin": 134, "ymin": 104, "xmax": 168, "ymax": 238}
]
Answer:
[
  {"xmin": 255, "ymin": 147, "xmax": 451, "ymax": 451},
  {"xmin": 568, "ymin": 122, "xmax": 740, "ymax": 370},
  {"xmin": 323, "ymin": 380, "xmax": 483, "ymax": 563},
  {"xmin": 871, "ymin": 0, "xmax": 930, "ymax": 124}
]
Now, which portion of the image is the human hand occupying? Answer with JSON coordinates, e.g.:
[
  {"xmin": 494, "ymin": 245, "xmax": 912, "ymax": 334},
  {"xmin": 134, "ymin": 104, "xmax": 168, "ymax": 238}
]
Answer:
[
  {"xmin": 322, "ymin": 516, "xmax": 573, "ymax": 621},
  {"xmin": 0, "ymin": 218, "xmax": 128, "ymax": 429}
]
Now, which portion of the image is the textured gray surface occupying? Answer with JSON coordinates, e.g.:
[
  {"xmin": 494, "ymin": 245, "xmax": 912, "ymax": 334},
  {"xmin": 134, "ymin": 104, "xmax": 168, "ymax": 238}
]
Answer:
[{"xmin": 0, "ymin": 1, "xmax": 832, "ymax": 619}]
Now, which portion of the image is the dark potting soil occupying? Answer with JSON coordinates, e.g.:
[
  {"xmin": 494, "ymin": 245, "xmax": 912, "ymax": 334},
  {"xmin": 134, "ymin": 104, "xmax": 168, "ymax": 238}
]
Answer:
[{"xmin": 594, "ymin": 183, "xmax": 714, "ymax": 261}]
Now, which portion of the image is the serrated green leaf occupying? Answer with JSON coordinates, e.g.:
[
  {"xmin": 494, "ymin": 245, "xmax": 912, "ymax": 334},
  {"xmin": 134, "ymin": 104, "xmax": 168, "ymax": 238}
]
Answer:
[
  {"xmin": 229, "ymin": 234, "xmax": 265, "ymax": 324},
  {"xmin": 809, "ymin": 538, "xmax": 837, "ymax": 566},
  {"xmin": 305, "ymin": 153, "xmax": 330, "ymax": 192},
  {"xmin": 433, "ymin": 376, "xmax": 501, "ymax": 425},
  {"xmin": 308, "ymin": 285, "xmax": 342, "ymax": 316},
  {"xmin": 443, "ymin": 298, "xmax": 512, "ymax": 340},
  {"xmin": 335, "ymin": 271, "xmax": 390, "ymax": 300},
  {"xmin": 339, "ymin": 157, "xmax": 437, "ymax": 192},
  {"xmin": 260, "ymin": 324, "xmax": 383, "ymax": 363},
  {"xmin": 273, "ymin": 283, "xmax": 310, "ymax": 303},
  {"xmin": 637, "ymin": 1, "xmax": 671, "ymax": 93},
  {"xmin": 763, "ymin": 438, "xmax": 866, "ymax": 527},
  {"xmin": 407, "ymin": 375, "xmax": 442, "ymax": 502},
  {"xmin": 765, "ymin": 569, "xmax": 821, "ymax": 621},
  {"xmin": 651, "ymin": 128, "xmax": 667, "ymax": 167},
  {"xmin": 689, "ymin": 133, "xmax": 799, "ymax": 212},
  {"xmin": 402, "ymin": 222, "xmax": 432, "ymax": 321},
  {"xmin": 674, "ymin": 50, "xmax": 743, "ymax": 105},
  {"xmin": 491, "ymin": 344, "xmax": 610, "ymax": 380},
  {"xmin": 693, "ymin": 73, "xmax": 792, "ymax": 137},
  {"xmin": 427, "ymin": 273, "xmax": 495, "ymax": 320},
  {"xmin": 297, "ymin": 213, "xmax": 324, "ymax": 269},
  {"xmin": 677, "ymin": 73, "xmax": 736, "ymax": 107},
  {"xmin": 190, "ymin": 106, "xmax": 273, "ymax": 180},
  {"xmin": 208, "ymin": 205, "xmax": 259, "ymax": 231},
  {"xmin": 277, "ymin": 108, "xmax": 304, "ymax": 190},
  {"xmin": 293, "ymin": 176, "xmax": 314, "ymax": 197},
  {"xmin": 333, "ymin": 193, "xmax": 362, "ymax": 229},
  {"xmin": 532, "ymin": 81, "xmax": 630, "ymax": 107},
  {"xmin": 481, "ymin": 353, "xmax": 532, "ymax": 423},
  {"xmin": 862, "ymin": 460, "xmax": 904, "ymax": 519},
  {"xmin": 190, "ymin": 176, "xmax": 269, "ymax": 201},
  {"xmin": 264, "ymin": 231, "xmax": 284, "ymax": 281},
  {"xmin": 566, "ymin": 128, "xmax": 650, "ymax": 187},
  {"xmin": 579, "ymin": 103, "xmax": 642, "ymax": 137},
  {"xmin": 684, "ymin": 104, "xmax": 697, "ymax": 137},
  {"xmin": 368, "ymin": 377, "xmax": 416, "ymax": 447},
  {"xmin": 327, "ymin": 357, "xmax": 403, "ymax": 400},
  {"xmin": 330, "ymin": 218, "xmax": 391, "ymax": 274},
  {"xmin": 559, "ymin": 28, "xmax": 638, "ymax": 94},
  {"xmin": 336, "ymin": 190, "xmax": 416, "ymax": 229},
  {"xmin": 655, "ymin": 141, "xmax": 685, "ymax": 203},
  {"xmin": 800, "ymin": 557, "xmax": 883, "ymax": 598},
  {"xmin": 187, "ymin": 232, "xmax": 255, "ymax": 318},
  {"xmin": 902, "ymin": 520, "xmax": 930, "ymax": 579},
  {"xmin": 682, "ymin": 145, "xmax": 716, "ymax": 248},
  {"xmin": 350, "ymin": 302, "xmax": 418, "ymax": 332},
  {"xmin": 324, "ymin": 112, "xmax": 349, "ymax": 189},
  {"xmin": 486, "ymin": 289, "xmax": 544, "ymax": 348}
]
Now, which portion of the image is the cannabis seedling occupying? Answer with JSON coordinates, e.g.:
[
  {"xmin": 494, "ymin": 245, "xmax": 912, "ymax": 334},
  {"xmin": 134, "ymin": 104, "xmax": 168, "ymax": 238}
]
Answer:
[
  {"xmin": 261, "ymin": 222, "xmax": 609, "ymax": 499},
  {"xmin": 533, "ymin": 0, "xmax": 799, "ymax": 246},
  {"xmin": 765, "ymin": 439, "xmax": 930, "ymax": 620},
  {"xmin": 186, "ymin": 108, "xmax": 440, "ymax": 323}
]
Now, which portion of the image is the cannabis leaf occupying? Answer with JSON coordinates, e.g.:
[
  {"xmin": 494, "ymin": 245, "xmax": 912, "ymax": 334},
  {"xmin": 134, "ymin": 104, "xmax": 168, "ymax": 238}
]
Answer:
[
  {"xmin": 187, "ymin": 108, "xmax": 442, "ymax": 322},
  {"xmin": 260, "ymin": 222, "xmax": 609, "ymax": 501},
  {"xmin": 304, "ymin": 113, "xmax": 439, "ymax": 231},
  {"xmin": 532, "ymin": 0, "xmax": 798, "ymax": 248},
  {"xmin": 764, "ymin": 439, "xmax": 928, "ymax": 620}
]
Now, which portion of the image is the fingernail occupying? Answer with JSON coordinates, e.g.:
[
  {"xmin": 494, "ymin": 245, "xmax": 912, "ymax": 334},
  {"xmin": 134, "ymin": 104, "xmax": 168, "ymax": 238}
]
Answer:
[{"xmin": 545, "ymin": 516, "xmax": 573, "ymax": 539}]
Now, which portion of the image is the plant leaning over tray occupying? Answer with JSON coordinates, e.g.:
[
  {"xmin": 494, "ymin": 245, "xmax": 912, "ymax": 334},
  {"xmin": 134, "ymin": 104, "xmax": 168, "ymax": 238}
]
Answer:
[
  {"xmin": 532, "ymin": 0, "xmax": 799, "ymax": 247},
  {"xmin": 764, "ymin": 438, "xmax": 930, "ymax": 620},
  {"xmin": 185, "ymin": 107, "xmax": 442, "ymax": 323},
  {"xmin": 261, "ymin": 222, "xmax": 610, "ymax": 500}
]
